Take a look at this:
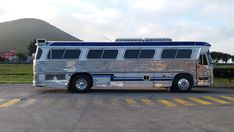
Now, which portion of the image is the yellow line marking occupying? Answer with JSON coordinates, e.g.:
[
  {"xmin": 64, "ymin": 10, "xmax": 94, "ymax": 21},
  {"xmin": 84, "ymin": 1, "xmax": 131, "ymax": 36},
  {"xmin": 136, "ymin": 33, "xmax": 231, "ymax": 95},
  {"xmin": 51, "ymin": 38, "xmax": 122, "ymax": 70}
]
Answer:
[
  {"xmin": 0, "ymin": 99, "xmax": 5, "ymax": 102},
  {"xmin": 126, "ymin": 99, "xmax": 137, "ymax": 105},
  {"xmin": 189, "ymin": 97, "xmax": 212, "ymax": 105},
  {"xmin": 220, "ymin": 96, "xmax": 234, "ymax": 101},
  {"xmin": 173, "ymin": 98, "xmax": 194, "ymax": 106},
  {"xmin": 20, "ymin": 99, "xmax": 37, "ymax": 107},
  {"xmin": 158, "ymin": 99, "xmax": 176, "ymax": 107},
  {"xmin": 142, "ymin": 99, "xmax": 154, "ymax": 105},
  {"xmin": 0, "ymin": 99, "xmax": 21, "ymax": 108},
  {"xmin": 203, "ymin": 96, "xmax": 231, "ymax": 104}
]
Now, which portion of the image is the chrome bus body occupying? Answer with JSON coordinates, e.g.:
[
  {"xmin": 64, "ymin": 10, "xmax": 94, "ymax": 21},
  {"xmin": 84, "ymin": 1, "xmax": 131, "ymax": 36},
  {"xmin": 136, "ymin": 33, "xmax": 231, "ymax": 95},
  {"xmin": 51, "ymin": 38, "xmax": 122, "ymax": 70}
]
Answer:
[{"xmin": 33, "ymin": 39, "xmax": 212, "ymax": 91}]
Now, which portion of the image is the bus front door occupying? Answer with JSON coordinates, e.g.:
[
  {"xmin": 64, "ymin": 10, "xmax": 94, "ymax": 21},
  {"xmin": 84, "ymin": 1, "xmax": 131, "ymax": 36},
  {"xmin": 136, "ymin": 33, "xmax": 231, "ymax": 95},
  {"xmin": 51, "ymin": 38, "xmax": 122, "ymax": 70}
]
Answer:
[{"xmin": 197, "ymin": 54, "xmax": 212, "ymax": 86}]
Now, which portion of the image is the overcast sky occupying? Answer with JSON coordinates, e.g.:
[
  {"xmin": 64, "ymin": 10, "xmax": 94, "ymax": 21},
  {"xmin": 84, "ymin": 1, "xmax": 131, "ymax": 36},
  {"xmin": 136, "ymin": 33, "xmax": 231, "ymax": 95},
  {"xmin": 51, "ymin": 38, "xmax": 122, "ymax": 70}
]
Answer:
[{"xmin": 0, "ymin": 0, "xmax": 233, "ymax": 54}]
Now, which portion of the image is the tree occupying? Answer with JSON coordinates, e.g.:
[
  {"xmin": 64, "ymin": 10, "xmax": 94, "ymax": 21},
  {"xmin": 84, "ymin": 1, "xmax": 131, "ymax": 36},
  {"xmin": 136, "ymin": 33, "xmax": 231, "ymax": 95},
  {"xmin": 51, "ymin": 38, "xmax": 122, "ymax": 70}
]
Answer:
[
  {"xmin": 27, "ymin": 39, "xmax": 37, "ymax": 56},
  {"xmin": 221, "ymin": 53, "xmax": 232, "ymax": 63},
  {"xmin": 211, "ymin": 51, "xmax": 232, "ymax": 63},
  {"xmin": 16, "ymin": 52, "xmax": 27, "ymax": 62},
  {"xmin": 211, "ymin": 52, "xmax": 223, "ymax": 62}
]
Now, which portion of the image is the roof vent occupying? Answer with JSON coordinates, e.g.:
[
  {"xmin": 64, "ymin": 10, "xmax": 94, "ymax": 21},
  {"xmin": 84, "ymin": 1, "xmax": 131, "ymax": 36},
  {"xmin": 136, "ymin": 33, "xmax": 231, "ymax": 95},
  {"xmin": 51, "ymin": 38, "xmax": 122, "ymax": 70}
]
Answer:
[
  {"xmin": 115, "ymin": 38, "xmax": 172, "ymax": 42},
  {"xmin": 144, "ymin": 38, "xmax": 172, "ymax": 42},
  {"xmin": 115, "ymin": 38, "xmax": 142, "ymax": 42}
]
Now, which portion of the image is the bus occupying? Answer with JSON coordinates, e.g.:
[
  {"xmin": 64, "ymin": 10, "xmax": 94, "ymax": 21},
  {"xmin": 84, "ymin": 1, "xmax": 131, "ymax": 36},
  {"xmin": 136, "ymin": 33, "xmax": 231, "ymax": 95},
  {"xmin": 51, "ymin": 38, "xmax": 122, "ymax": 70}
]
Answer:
[{"xmin": 33, "ymin": 38, "xmax": 213, "ymax": 93}]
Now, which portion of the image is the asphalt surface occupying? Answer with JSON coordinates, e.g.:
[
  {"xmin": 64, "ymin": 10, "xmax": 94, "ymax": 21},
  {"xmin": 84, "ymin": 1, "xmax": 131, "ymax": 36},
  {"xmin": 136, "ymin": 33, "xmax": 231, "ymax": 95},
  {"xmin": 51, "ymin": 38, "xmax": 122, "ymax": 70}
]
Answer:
[{"xmin": 0, "ymin": 84, "xmax": 233, "ymax": 132}]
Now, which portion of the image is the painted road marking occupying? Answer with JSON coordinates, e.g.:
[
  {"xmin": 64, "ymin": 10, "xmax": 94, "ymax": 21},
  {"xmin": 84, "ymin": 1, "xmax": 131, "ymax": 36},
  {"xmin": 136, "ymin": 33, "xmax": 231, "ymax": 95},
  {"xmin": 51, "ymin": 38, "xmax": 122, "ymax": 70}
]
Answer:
[
  {"xmin": 173, "ymin": 98, "xmax": 194, "ymax": 106},
  {"xmin": 0, "ymin": 99, "xmax": 21, "ymax": 108},
  {"xmin": 220, "ymin": 96, "xmax": 234, "ymax": 101},
  {"xmin": 189, "ymin": 97, "xmax": 212, "ymax": 105},
  {"xmin": 142, "ymin": 99, "xmax": 154, "ymax": 105},
  {"xmin": 158, "ymin": 99, "xmax": 176, "ymax": 107},
  {"xmin": 126, "ymin": 99, "xmax": 137, "ymax": 105},
  {"xmin": 19, "ymin": 99, "xmax": 37, "ymax": 107},
  {"xmin": 203, "ymin": 96, "xmax": 231, "ymax": 104}
]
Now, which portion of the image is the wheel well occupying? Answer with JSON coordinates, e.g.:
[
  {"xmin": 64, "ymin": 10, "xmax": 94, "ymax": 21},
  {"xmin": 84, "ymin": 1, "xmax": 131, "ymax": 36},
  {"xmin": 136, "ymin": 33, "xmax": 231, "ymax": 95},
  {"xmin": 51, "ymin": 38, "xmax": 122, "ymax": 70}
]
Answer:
[
  {"xmin": 173, "ymin": 73, "xmax": 194, "ymax": 86},
  {"xmin": 69, "ymin": 72, "xmax": 93, "ymax": 87}
]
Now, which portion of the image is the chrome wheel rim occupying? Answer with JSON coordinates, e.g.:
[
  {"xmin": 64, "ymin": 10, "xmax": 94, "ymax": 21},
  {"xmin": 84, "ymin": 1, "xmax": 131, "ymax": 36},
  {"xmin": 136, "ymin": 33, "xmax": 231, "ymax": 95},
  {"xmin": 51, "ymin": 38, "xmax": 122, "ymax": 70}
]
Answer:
[
  {"xmin": 178, "ymin": 78, "xmax": 190, "ymax": 90},
  {"xmin": 75, "ymin": 78, "xmax": 88, "ymax": 90}
]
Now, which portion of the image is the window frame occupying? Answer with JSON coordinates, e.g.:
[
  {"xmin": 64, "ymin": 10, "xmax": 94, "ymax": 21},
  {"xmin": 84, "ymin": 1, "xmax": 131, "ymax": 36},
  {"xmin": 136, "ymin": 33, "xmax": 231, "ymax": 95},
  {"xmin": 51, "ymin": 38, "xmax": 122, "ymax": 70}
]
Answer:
[
  {"xmin": 138, "ymin": 49, "xmax": 156, "ymax": 59},
  {"xmin": 63, "ymin": 49, "xmax": 81, "ymax": 59},
  {"xmin": 47, "ymin": 48, "xmax": 81, "ymax": 60},
  {"xmin": 161, "ymin": 48, "xmax": 193, "ymax": 59},
  {"xmin": 86, "ymin": 49, "xmax": 119, "ymax": 60},
  {"xmin": 101, "ymin": 49, "xmax": 119, "ymax": 59},
  {"xmin": 36, "ymin": 48, "xmax": 43, "ymax": 60},
  {"xmin": 161, "ymin": 48, "xmax": 178, "ymax": 59},
  {"xmin": 175, "ymin": 49, "xmax": 193, "ymax": 59},
  {"xmin": 124, "ymin": 49, "xmax": 141, "ymax": 59},
  {"xmin": 124, "ymin": 49, "xmax": 156, "ymax": 60},
  {"xmin": 86, "ymin": 49, "xmax": 104, "ymax": 59}
]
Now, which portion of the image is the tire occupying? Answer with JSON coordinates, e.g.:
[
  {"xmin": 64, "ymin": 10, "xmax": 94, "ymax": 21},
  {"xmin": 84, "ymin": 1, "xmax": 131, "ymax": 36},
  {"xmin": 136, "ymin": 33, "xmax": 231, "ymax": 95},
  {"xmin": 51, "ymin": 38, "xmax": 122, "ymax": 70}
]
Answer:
[
  {"xmin": 69, "ymin": 75, "xmax": 92, "ymax": 93},
  {"xmin": 171, "ymin": 74, "xmax": 193, "ymax": 93}
]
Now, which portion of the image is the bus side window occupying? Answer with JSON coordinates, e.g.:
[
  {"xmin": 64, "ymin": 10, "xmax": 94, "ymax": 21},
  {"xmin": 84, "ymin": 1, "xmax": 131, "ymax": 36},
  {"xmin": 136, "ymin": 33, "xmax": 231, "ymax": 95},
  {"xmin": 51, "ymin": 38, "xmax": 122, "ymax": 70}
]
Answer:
[
  {"xmin": 199, "ymin": 54, "xmax": 208, "ymax": 65},
  {"xmin": 36, "ymin": 48, "xmax": 43, "ymax": 60}
]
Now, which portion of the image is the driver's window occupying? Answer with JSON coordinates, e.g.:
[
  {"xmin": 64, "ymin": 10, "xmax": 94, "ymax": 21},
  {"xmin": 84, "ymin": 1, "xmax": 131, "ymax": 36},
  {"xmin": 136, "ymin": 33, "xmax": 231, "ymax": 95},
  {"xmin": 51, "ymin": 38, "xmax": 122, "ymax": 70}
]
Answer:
[{"xmin": 199, "ymin": 54, "xmax": 208, "ymax": 65}]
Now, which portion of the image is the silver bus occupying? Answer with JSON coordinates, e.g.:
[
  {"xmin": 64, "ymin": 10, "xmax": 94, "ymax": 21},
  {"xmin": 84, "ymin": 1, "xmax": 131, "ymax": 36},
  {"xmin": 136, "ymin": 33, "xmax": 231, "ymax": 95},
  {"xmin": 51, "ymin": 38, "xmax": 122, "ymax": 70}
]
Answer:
[{"xmin": 33, "ymin": 38, "xmax": 213, "ymax": 93}]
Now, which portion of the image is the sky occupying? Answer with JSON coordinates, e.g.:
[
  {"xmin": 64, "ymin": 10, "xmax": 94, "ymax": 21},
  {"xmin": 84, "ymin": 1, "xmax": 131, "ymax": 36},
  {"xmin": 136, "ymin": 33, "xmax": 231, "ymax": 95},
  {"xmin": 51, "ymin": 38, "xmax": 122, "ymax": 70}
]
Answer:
[{"xmin": 0, "ymin": 0, "xmax": 233, "ymax": 54}]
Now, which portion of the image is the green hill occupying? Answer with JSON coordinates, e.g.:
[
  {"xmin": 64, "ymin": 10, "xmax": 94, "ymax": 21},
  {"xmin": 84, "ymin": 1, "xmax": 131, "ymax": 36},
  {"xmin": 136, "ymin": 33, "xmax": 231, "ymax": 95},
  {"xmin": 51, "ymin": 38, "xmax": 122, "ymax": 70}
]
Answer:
[{"xmin": 0, "ymin": 18, "xmax": 80, "ymax": 54}]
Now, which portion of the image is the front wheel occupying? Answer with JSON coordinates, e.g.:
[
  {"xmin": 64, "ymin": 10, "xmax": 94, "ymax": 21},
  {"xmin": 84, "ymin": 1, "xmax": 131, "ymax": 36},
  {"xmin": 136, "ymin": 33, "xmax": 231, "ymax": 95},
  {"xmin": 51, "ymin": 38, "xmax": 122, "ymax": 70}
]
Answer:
[
  {"xmin": 69, "ymin": 75, "xmax": 92, "ymax": 93},
  {"xmin": 171, "ymin": 75, "xmax": 193, "ymax": 93}
]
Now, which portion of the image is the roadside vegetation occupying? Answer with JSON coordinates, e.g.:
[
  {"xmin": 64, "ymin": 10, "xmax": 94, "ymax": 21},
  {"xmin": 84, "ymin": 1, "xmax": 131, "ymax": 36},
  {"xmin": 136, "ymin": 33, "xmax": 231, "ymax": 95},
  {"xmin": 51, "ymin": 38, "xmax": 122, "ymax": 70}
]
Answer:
[{"xmin": 0, "ymin": 64, "xmax": 32, "ymax": 83}]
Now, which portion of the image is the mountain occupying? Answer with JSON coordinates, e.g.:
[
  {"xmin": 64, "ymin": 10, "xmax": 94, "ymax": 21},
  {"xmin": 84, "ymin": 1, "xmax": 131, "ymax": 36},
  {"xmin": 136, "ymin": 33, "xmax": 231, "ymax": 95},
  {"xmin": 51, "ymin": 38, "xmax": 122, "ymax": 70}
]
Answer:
[{"xmin": 0, "ymin": 18, "xmax": 80, "ymax": 54}]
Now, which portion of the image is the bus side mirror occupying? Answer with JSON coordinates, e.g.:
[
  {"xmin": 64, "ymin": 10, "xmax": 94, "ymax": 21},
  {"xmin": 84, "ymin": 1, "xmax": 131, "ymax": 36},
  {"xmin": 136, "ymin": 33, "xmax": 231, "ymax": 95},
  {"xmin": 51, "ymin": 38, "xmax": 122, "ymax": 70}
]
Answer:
[{"xmin": 213, "ymin": 60, "xmax": 218, "ymax": 66}]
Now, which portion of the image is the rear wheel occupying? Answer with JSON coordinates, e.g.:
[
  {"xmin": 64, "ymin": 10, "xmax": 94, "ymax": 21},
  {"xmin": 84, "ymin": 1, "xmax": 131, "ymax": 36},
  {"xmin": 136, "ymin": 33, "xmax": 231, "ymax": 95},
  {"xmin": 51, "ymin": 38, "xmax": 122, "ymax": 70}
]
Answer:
[
  {"xmin": 171, "ymin": 74, "xmax": 193, "ymax": 93},
  {"xmin": 69, "ymin": 75, "xmax": 92, "ymax": 93}
]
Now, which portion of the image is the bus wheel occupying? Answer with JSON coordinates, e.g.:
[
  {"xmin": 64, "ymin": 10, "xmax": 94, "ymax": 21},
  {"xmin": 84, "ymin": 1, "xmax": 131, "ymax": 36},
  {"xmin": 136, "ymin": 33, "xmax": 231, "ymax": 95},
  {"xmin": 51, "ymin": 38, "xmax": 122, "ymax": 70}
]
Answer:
[
  {"xmin": 171, "ymin": 75, "xmax": 193, "ymax": 93},
  {"xmin": 70, "ymin": 75, "xmax": 91, "ymax": 93}
]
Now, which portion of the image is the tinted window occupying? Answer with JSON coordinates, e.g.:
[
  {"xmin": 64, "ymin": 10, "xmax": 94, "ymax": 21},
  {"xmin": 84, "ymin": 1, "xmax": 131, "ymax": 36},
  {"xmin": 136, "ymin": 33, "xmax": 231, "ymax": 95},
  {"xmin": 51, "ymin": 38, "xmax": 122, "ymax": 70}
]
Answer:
[
  {"xmin": 87, "ymin": 50, "xmax": 103, "ymax": 59},
  {"xmin": 176, "ymin": 49, "xmax": 192, "ymax": 58},
  {"xmin": 102, "ymin": 50, "xmax": 118, "ymax": 59},
  {"xmin": 139, "ymin": 50, "xmax": 155, "ymax": 58},
  {"xmin": 36, "ymin": 48, "xmax": 42, "ymax": 60},
  {"xmin": 63, "ymin": 49, "xmax": 81, "ymax": 59},
  {"xmin": 161, "ymin": 49, "xmax": 177, "ymax": 59},
  {"xmin": 203, "ymin": 54, "xmax": 208, "ymax": 65},
  {"xmin": 124, "ymin": 50, "xmax": 140, "ymax": 59},
  {"xmin": 199, "ymin": 54, "xmax": 208, "ymax": 65},
  {"xmin": 47, "ymin": 49, "xmax": 65, "ymax": 59}
]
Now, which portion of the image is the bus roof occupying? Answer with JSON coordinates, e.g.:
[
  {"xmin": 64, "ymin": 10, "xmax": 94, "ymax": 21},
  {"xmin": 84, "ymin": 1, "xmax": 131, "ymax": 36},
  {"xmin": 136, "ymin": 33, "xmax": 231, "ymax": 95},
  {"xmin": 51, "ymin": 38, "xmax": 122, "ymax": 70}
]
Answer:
[{"xmin": 47, "ymin": 41, "xmax": 211, "ymax": 47}]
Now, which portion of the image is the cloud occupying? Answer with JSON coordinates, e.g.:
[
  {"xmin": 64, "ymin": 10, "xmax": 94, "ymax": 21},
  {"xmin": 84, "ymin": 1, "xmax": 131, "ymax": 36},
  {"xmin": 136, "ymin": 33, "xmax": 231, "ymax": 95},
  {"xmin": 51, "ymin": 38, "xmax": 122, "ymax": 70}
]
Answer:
[{"xmin": 0, "ymin": 0, "xmax": 233, "ymax": 54}]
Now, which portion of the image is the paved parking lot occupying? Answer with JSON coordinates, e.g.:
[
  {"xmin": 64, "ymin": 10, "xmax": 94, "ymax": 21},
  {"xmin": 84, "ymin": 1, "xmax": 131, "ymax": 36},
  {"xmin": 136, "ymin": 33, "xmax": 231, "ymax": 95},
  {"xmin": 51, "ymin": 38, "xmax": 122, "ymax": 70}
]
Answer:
[{"xmin": 0, "ymin": 84, "xmax": 234, "ymax": 132}]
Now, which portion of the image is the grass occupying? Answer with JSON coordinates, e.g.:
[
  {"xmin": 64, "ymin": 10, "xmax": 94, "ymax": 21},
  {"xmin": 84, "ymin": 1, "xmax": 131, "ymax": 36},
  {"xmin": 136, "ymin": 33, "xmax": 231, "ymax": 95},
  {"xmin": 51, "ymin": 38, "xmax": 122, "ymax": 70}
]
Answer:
[
  {"xmin": 214, "ymin": 78, "xmax": 234, "ymax": 86},
  {"xmin": 0, "ymin": 64, "xmax": 233, "ymax": 86},
  {"xmin": 0, "ymin": 75, "xmax": 32, "ymax": 84},
  {"xmin": 0, "ymin": 64, "xmax": 32, "ymax": 83},
  {"xmin": 0, "ymin": 64, "xmax": 32, "ymax": 75},
  {"xmin": 214, "ymin": 64, "xmax": 234, "ymax": 69}
]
